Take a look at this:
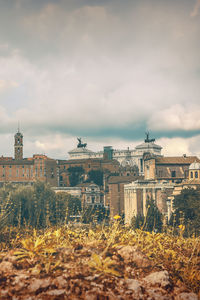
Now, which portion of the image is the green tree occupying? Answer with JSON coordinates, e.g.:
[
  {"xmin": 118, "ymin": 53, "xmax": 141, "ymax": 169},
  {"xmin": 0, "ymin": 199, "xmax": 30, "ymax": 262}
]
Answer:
[
  {"xmin": 131, "ymin": 198, "xmax": 163, "ymax": 232},
  {"xmin": 68, "ymin": 166, "xmax": 85, "ymax": 186},
  {"xmin": 170, "ymin": 187, "xmax": 200, "ymax": 236},
  {"xmin": 0, "ymin": 182, "xmax": 82, "ymax": 228},
  {"xmin": 87, "ymin": 170, "xmax": 103, "ymax": 186},
  {"xmin": 81, "ymin": 205, "xmax": 109, "ymax": 224},
  {"xmin": 55, "ymin": 192, "xmax": 81, "ymax": 223},
  {"xmin": 131, "ymin": 214, "xmax": 144, "ymax": 230}
]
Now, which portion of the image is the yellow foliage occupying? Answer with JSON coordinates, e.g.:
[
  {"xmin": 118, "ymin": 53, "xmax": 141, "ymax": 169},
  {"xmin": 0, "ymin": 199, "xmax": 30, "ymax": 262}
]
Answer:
[
  {"xmin": 89, "ymin": 253, "xmax": 121, "ymax": 277},
  {"xmin": 0, "ymin": 225, "xmax": 199, "ymax": 293}
]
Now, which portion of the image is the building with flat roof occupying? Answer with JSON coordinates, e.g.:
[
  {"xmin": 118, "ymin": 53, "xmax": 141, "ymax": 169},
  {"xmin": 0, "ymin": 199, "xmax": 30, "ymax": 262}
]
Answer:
[
  {"xmin": 0, "ymin": 130, "xmax": 58, "ymax": 187},
  {"xmin": 68, "ymin": 134, "xmax": 162, "ymax": 175}
]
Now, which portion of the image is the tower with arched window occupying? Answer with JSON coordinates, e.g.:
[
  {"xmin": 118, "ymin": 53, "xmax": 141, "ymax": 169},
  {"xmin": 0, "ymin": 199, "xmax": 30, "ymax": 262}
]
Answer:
[
  {"xmin": 189, "ymin": 161, "xmax": 200, "ymax": 180},
  {"xmin": 14, "ymin": 129, "xmax": 23, "ymax": 160}
]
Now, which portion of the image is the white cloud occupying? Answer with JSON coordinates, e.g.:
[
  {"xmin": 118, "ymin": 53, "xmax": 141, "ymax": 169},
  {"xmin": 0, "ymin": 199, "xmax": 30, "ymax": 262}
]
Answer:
[
  {"xmin": 0, "ymin": 79, "xmax": 18, "ymax": 92},
  {"xmin": 190, "ymin": 0, "xmax": 200, "ymax": 17},
  {"xmin": 159, "ymin": 137, "xmax": 191, "ymax": 157},
  {"xmin": 159, "ymin": 136, "xmax": 200, "ymax": 158},
  {"xmin": 0, "ymin": 1, "xmax": 200, "ymax": 158},
  {"xmin": 148, "ymin": 105, "xmax": 200, "ymax": 131}
]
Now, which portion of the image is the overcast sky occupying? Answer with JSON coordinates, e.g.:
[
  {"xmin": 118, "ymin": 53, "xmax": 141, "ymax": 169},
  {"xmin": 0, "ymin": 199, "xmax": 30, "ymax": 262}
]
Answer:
[{"xmin": 0, "ymin": 0, "xmax": 200, "ymax": 159}]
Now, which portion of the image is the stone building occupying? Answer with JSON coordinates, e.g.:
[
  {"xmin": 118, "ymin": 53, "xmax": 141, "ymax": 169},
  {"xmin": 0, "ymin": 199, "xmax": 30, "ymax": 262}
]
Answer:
[
  {"xmin": 144, "ymin": 155, "xmax": 200, "ymax": 183},
  {"xmin": 105, "ymin": 175, "xmax": 142, "ymax": 218},
  {"xmin": 166, "ymin": 161, "xmax": 200, "ymax": 220},
  {"xmin": 124, "ymin": 155, "xmax": 200, "ymax": 225},
  {"xmin": 76, "ymin": 182, "xmax": 103, "ymax": 207},
  {"xmin": 124, "ymin": 180, "xmax": 174, "ymax": 225},
  {"xmin": 0, "ymin": 130, "xmax": 58, "ymax": 187},
  {"xmin": 68, "ymin": 135, "xmax": 162, "ymax": 175},
  {"xmin": 57, "ymin": 158, "xmax": 120, "ymax": 187},
  {"xmin": 53, "ymin": 187, "xmax": 82, "ymax": 199}
]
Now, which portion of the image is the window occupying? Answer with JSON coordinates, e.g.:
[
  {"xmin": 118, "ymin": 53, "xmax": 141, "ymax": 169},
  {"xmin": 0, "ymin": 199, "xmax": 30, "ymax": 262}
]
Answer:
[
  {"xmin": 171, "ymin": 171, "xmax": 176, "ymax": 178},
  {"xmin": 2, "ymin": 166, "xmax": 5, "ymax": 177},
  {"xmin": 195, "ymin": 171, "xmax": 198, "ymax": 179},
  {"xmin": 31, "ymin": 166, "xmax": 33, "ymax": 177},
  {"xmin": 140, "ymin": 159, "xmax": 143, "ymax": 173},
  {"xmin": 40, "ymin": 166, "xmax": 43, "ymax": 177},
  {"xmin": 190, "ymin": 171, "xmax": 193, "ymax": 178}
]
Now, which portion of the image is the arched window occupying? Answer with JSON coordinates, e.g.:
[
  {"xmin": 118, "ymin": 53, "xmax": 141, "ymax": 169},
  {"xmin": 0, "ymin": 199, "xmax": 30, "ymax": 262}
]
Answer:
[
  {"xmin": 195, "ymin": 171, "xmax": 198, "ymax": 179},
  {"xmin": 190, "ymin": 171, "xmax": 193, "ymax": 178}
]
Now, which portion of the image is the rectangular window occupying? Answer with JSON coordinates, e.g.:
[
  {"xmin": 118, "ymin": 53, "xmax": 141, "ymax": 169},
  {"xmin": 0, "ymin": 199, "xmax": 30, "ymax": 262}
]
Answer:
[
  {"xmin": 140, "ymin": 159, "xmax": 143, "ymax": 173},
  {"xmin": 31, "ymin": 166, "xmax": 33, "ymax": 177},
  {"xmin": 9, "ymin": 167, "xmax": 12, "ymax": 177},
  {"xmin": 171, "ymin": 171, "xmax": 176, "ymax": 178}
]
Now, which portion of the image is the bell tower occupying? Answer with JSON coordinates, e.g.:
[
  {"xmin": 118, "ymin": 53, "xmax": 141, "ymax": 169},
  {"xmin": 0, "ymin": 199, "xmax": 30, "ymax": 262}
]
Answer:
[{"xmin": 14, "ymin": 127, "xmax": 23, "ymax": 160}]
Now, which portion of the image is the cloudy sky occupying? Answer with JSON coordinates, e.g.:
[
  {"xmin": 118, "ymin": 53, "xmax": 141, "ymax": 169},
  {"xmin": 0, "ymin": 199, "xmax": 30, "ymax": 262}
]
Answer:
[{"xmin": 0, "ymin": 0, "xmax": 200, "ymax": 159}]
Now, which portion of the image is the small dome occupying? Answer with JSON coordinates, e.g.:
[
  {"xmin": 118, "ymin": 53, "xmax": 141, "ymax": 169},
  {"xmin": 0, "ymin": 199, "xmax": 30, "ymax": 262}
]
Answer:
[{"xmin": 189, "ymin": 161, "xmax": 200, "ymax": 170}]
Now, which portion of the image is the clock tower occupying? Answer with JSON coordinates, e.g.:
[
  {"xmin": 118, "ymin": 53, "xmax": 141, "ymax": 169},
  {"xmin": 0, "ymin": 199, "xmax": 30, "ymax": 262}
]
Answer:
[{"xmin": 14, "ymin": 129, "xmax": 23, "ymax": 160}]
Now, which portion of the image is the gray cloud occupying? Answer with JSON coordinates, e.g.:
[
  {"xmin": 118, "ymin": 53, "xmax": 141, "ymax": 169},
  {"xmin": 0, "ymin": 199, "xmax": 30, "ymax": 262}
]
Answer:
[{"xmin": 0, "ymin": 0, "xmax": 200, "ymax": 158}]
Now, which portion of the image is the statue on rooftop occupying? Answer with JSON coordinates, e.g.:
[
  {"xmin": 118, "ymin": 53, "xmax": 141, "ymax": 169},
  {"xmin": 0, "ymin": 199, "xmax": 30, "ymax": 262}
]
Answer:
[
  {"xmin": 145, "ymin": 131, "xmax": 155, "ymax": 143},
  {"xmin": 77, "ymin": 138, "xmax": 87, "ymax": 148}
]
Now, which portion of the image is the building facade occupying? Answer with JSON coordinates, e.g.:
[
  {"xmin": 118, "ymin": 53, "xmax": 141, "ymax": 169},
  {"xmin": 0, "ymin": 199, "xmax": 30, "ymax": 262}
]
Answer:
[
  {"xmin": 104, "ymin": 175, "xmax": 142, "ymax": 218},
  {"xmin": 0, "ymin": 130, "xmax": 58, "ymax": 187},
  {"xmin": 124, "ymin": 180, "xmax": 175, "ymax": 225},
  {"xmin": 57, "ymin": 158, "xmax": 120, "ymax": 187},
  {"xmin": 144, "ymin": 155, "xmax": 200, "ymax": 182},
  {"xmin": 68, "ymin": 136, "xmax": 162, "ymax": 175},
  {"xmin": 77, "ymin": 182, "xmax": 103, "ymax": 207},
  {"xmin": 124, "ymin": 156, "xmax": 200, "ymax": 225}
]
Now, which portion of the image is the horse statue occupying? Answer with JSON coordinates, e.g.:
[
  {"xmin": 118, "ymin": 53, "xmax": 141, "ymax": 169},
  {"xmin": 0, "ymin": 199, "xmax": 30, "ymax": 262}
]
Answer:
[
  {"xmin": 77, "ymin": 138, "xmax": 87, "ymax": 148},
  {"xmin": 145, "ymin": 131, "xmax": 155, "ymax": 143}
]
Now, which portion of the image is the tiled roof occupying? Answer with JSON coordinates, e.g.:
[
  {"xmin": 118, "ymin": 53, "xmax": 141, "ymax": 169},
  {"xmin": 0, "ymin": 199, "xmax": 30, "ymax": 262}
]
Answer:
[{"xmin": 155, "ymin": 156, "xmax": 200, "ymax": 165}]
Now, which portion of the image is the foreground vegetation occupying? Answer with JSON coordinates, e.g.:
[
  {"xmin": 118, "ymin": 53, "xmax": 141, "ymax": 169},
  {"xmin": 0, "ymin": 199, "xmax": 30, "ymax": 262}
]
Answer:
[
  {"xmin": 0, "ymin": 182, "xmax": 199, "ymax": 298},
  {"xmin": 0, "ymin": 224, "xmax": 199, "ymax": 299}
]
